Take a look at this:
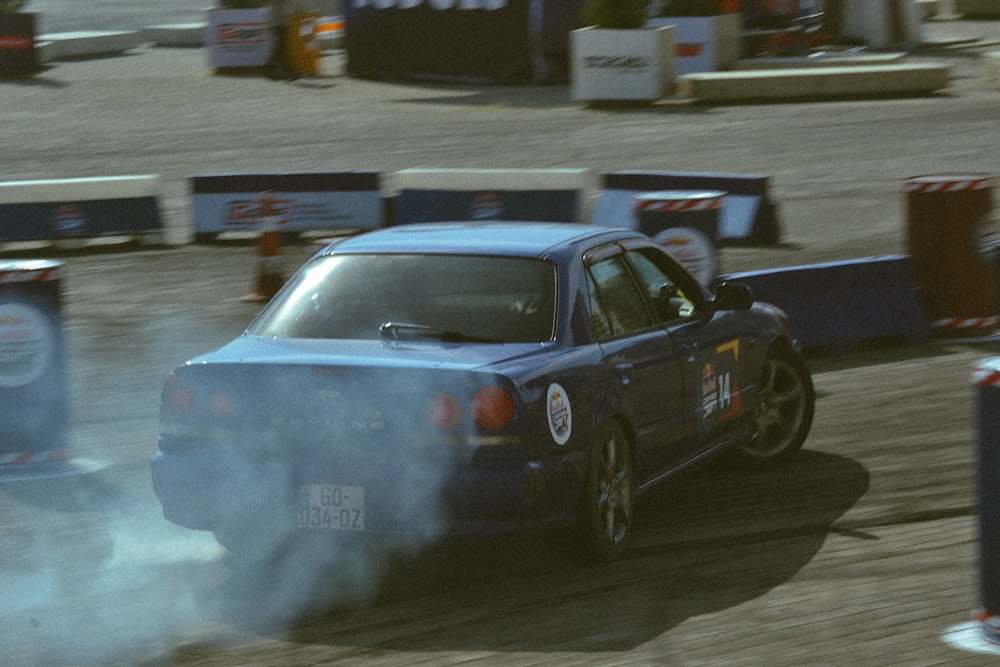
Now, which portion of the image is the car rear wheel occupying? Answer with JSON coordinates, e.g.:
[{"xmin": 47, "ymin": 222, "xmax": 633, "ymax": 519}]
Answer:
[
  {"xmin": 740, "ymin": 349, "xmax": 814, "ymax": 464},
  {"xmin": 578, "ymin": 420, "xmax": 634, "ymax": 562}
]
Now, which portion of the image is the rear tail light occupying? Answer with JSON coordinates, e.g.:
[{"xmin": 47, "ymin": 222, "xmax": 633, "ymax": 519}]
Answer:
[
  {"xmin": 208, "ymin": 387, "xmax": 236, "ymax": 419},
  {"xmin": 471, "ymin": 386, "xmax": 516, "ymax": 431},
  {"xmin": 428, "ymin": 393, "xmax": 462, "ymax": 431},
  {"xmin": 163, "ymin": 374, "xmax": 196, "ymax": 419},
  {"xmin": 162, "ymin": 373, "xmax": 237, "ymax": 422},
  {"xmin": 427, "ymin": 386, "xmax": 517, "ymax": 432}
]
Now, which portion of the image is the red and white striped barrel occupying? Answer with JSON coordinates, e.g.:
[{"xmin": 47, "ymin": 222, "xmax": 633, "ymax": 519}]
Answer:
[
  {"xmin": 905, "ymin": 174, "xmax": 998, "ymax": 338},
  {"xmin": 903, "ymin": 175, "xmax": 997, "ymax": 195},
  {"xmin": 0, "ymin": 260, "xmax": 64, "ymax": 284},
  {"xmin": 633, "ymin": 191, "xmax": 725, "ymax": 287},
  {"xmin": 932, "ymin": 316, "xmax": 1000, "ymax": 335},
  {"xmin": 0, "ymin": 449, "xmax": 71, "ymax": 466},
  {"xmin": 634, "ymin": 191, "xmax": 725, "ymax": 214}
]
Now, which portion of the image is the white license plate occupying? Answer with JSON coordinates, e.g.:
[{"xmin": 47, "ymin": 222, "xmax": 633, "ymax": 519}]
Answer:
[{"xmin": 298, "ymin": 484, "xmax": 365, "ymax": 531}]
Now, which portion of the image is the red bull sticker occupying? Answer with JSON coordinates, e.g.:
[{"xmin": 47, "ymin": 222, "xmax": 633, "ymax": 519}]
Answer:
[
  {"xmin": 699, "ymin": 340, "xmax": 743, "ymax": 430},
  {"xmin": 0, "ymin": 303, "xmax": 54, "ymax": 388},
  {"xmin": 547, "ymin": 383, "xmax": 572, "ymax": 446}
]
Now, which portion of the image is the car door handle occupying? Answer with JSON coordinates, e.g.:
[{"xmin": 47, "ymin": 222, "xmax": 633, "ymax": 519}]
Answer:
[{"xmin": 615, "ymin": 362, "xmax": 633, "ymax": 385}]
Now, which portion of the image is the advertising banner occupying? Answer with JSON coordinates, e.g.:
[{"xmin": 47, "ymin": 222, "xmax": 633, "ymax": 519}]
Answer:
[
  {"xmin": 190, "ymin": 171, "xmax": 384, "ymax": 238},
  {"xmin": 393, "ymin": 190, "xmax": 579, "ymax": 225},
  {"xmin": 0, "ymin": 176, "xmax": 164, "ymax": 243},
  {"xmin": 206, "ymin": 7, "xmax": 273, "ymax": 68},
  {"xmin": 390, "ymin": 168, "xmax": 586, "ymax": 226},
  {"xmin": 0, "ymin": 200, "xmax": 162, "ymax": 242}
]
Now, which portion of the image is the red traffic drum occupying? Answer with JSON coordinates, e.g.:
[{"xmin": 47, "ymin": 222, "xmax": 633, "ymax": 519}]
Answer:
[
  {"xmin": 905, "ymin": 174, "xmax": 999, "ymax": 338},
  {"xmin": 0, "ymin": 260, "xmax": 73, "ymax": 478},
  {"xmin": 634, "ymin": 190, "xmax": 725, "ymax": 287},
  {"xmin": 0, "ymin": 12, "xmax": 40, "ymax": 76}
]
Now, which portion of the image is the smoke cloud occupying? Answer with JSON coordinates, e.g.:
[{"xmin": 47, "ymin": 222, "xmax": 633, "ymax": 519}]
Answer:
[{"xmin": 0, "ymin": 476, "xmax": 225, "ymax": 666}]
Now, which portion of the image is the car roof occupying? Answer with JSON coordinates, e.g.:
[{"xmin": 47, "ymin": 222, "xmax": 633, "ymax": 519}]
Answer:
[{"xmin": 326, "ymin": 222, "xmax": 645, "ymax": 259}]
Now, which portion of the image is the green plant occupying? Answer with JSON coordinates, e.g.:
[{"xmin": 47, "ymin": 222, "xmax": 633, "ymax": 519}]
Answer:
[
  {"xmin": 0, "ymin": 0, "xmax": 29, "ymax": 12},
  {"xmin": 581, "ymin": 0, "xmax": 649, "ymax": 29},
  {"xmin": 220, "ymin": 0, "xmax": 265, "ymax": 7},
  {"xmin": 656, "ymin": 0, "xmax": 724, "ymax": 16}
]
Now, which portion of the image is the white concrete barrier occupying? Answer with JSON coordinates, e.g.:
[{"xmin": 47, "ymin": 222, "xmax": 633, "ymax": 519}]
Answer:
[
  {"xmin": 141, "ymin": 24, "xmax": 206, "ymax": 48},
  {"xmin": 954, "ymin": 0, "xmax": 1000, "ymax": 16},
  {"xmin": 679, "ymin": 63, "xmax": 951, "ymax": 102},
  {"xmin": 732, "ymin": 53, "xmax": 907, "ymax": 70},
  {"xmin": 36, "ymin": 31, "xmax": 142, "ymax": 62}
]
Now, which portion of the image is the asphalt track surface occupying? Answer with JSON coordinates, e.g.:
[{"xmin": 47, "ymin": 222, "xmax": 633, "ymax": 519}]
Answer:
[{"xmin": 3, "ymin": 8, "xmax": 1000, "ymax": 667}]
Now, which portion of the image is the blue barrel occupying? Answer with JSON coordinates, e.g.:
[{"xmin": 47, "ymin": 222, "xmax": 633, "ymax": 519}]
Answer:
[
  {"xmin": 0, "ymin": 260, "xmax": 69, "ymax": 472},
  {"xmin": 974, "ymin": 357, "xmax": 1000, "ymax": 643},
  {"xmin": 634, "ymin": 190, "xmax": 724, "ymax": 286}
]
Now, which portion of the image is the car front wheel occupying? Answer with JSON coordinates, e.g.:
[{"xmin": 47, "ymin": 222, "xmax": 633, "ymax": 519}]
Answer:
[
  {"xmin": 739, "ymin": 349, "xmax": 815, "ymax": 464},
  {"xmin": 578, "ymin": 420, "xmax": 634, "ymax": 562}
]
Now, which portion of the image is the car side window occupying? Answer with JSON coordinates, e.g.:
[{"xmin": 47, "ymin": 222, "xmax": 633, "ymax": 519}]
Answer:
[
  {"xmin": 586, "ymin": 255, "xmax": 653, "ymax": 338},
  {"xmin": 586, "ymin": 269, "xmax": 613, "ymax": 340},
  {"xmin": 625, "ymin": 247, "xmax": 701, "ymax": 324}
]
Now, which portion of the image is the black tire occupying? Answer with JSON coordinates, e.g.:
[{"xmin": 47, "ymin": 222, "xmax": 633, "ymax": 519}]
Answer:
[
  {"xmin": 738, "ymin": 348, "xmax": 815, "ymax": 465},
  {"xmin": 577, "ymin": 420, "xmax": 634, "ymax": 562}
]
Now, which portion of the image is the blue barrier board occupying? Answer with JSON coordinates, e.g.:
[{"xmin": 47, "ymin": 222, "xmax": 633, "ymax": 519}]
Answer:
[
  {"xmin": 724, "ymin": 255, "xmax": 928, "ymax": 351},
  {"xmin": 0, "ymin": 198, "xmax": 162, "ymax": 242}
]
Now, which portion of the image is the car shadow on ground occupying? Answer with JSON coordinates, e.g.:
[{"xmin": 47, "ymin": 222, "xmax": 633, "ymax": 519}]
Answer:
[{"xmin": 195, "ymin": 448, "xmax": 868, "ymax": 654}]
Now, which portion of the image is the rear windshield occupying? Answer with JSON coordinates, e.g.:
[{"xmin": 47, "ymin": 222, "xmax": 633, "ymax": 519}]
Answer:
[{"xmin": 250, "ymin": 253, "xmax": 557, "ymax": 343}]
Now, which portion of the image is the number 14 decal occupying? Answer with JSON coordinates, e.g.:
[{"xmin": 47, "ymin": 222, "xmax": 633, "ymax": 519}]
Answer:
[{"xmin": 700, "ymin": 340, "xmax": 743, "ymax": 423}]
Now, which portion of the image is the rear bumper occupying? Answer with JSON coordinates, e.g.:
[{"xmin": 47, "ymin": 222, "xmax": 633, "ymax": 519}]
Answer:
[{"xmin": 151, "ymin": 446, "xmax": 587, "ymax": 538}]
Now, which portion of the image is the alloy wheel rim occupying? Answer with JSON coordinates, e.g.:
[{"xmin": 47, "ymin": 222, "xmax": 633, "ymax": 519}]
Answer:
[
  {"xmin": 746, "ymin": 358, "xmax": 807, "ymax": 458},
  {"xmin": 596, "ymin": 431, "xmax": 632, "ymax": 545}
]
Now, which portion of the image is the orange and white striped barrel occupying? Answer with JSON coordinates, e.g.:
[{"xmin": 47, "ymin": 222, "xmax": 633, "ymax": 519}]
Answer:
[
  {"xmin": 634, "ymin": 190, "xmax": 725, "ymax": 287},
  {"xmin": 634, "ymin": 191, "xmax": 725, "ymax": 216},
  {"xmin": 905, "ymin": 174, "xmax": 998, "ymax": 338}
]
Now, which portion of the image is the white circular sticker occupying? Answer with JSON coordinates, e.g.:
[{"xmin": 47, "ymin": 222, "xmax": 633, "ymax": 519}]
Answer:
[
  {"xmin": 654, "ymin": 226, "xmax": 717, "ymax": 287},
  {"xmin": 546, "ymin": 383, "xmax": 572, "ymax": 446},
  {"xmin": 0, "ymin": 303, "xmax": 55, "ymax": 388}
]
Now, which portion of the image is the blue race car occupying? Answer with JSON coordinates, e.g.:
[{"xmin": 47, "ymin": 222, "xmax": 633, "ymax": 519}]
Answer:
[{"xmin": 152, "ymin": 222, "xmax": 814, "ymax": 562}]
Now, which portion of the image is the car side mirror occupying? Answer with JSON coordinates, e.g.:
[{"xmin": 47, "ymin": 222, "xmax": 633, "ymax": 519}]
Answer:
[{"xmin": 713, "ymin": 282, "xmax": 754, "ymax": 311}]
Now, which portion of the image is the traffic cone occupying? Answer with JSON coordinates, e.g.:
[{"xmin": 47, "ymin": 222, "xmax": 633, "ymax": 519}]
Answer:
[{"xmin": 242, "ymin": 192, "xmax": 286, "ymax": 303}]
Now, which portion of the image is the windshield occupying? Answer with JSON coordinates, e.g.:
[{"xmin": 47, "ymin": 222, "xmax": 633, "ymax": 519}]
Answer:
[{"xmin": 250, "ymin": 253, "xmax": 557, "ymax": 343}]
